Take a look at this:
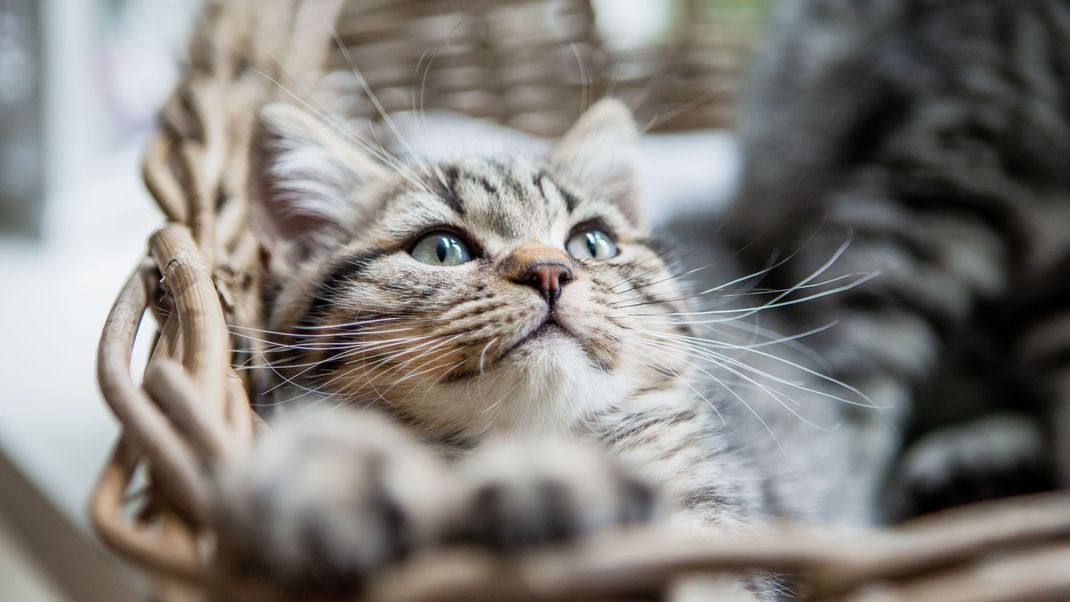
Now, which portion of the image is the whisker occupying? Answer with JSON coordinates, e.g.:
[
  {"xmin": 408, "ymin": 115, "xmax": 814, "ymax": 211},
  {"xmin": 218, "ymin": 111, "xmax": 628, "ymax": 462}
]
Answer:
[
  {"xmin": 634, "ymin": 330, "xmax": 887, "ymax": 412},
  {"xmin": 640, "ymin": 86, "xmax": 729, "ymax": 134},
  {"xmin": 618, "ymin": 270, "xmax": 878, "ymax": 316},
  {"xmin": 637, "ymin": 336, "xmax": 845, "ymax": 434},
  {"xmin": 327, "ymin": 25, "xmax": 450, "ymax": 192}
]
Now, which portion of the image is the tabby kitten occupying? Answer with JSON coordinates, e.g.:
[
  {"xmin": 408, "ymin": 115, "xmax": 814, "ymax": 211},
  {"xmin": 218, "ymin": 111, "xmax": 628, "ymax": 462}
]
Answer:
[{"xmin": 217, "ymin": 99, "xmax": 849, "ymax": 598}]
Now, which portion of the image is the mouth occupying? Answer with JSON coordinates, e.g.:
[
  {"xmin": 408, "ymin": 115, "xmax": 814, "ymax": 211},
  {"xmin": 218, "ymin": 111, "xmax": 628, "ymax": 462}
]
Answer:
[
  {"xmin": 497, "ymin": 315, "xmax": 575, "ymax": 360},
  {"xmin": 441, "ymin": 313, "xmax": 598, "ymax": 385},
  {"xmin": 528, "ymin": 318, "xmax": 567, "ymax": 340}
]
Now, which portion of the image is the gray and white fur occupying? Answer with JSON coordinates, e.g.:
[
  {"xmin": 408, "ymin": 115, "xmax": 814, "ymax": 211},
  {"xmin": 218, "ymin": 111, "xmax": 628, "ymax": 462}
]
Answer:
[
  {"xmin": 217, "ymin": 0, "xmax": 1070, "ymax": 597},
  {"xmin": 223, "ymin": 99, "xmax": 808, "ymax": 599},
  {"xmin": 729, "ymin": 0, "xmax": 1070, "ymax": 518}
]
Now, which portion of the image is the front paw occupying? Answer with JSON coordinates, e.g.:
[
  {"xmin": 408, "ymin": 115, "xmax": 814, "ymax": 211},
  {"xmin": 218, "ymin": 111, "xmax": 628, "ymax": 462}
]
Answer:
[
  {"xmin": 451, "ymin": 437, "xmax": 657, "ymax": 550},
  {"xmin": 213, "ymin": 412, "xmax": 459, "ymax": 592},
  {"xmin": 889, "ymin": 414, "xmax": 1053, "ymax": 519}
]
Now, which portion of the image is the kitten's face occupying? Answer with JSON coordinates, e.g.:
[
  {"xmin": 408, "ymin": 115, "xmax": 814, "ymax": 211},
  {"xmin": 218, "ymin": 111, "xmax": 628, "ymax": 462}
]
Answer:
[{"xmin": 253, "ymin": 101, "xmax": 691, "ymax": 436}]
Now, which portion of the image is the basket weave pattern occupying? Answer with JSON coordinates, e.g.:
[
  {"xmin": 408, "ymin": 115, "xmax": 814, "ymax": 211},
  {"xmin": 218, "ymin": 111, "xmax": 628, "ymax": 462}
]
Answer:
[{"xmin": 93, "ymin": 1, "xmax": 1070, "ymax": 599}]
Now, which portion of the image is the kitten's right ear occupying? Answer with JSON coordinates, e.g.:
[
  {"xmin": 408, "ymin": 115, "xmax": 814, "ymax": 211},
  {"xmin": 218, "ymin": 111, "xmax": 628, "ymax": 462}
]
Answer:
[
  {"xmin": 551, "ymin": 99, "xmax": 642, "ymax": 225},
  {"xmin": 251, "ymin": 103, "xmax": 387, "ymax": 271}
]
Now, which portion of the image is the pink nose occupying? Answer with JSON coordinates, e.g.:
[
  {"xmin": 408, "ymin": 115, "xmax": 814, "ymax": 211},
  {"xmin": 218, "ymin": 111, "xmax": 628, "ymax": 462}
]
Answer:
[{"xmin": 514, "ymin": 263, "xmax": 573, "ymax": 306}]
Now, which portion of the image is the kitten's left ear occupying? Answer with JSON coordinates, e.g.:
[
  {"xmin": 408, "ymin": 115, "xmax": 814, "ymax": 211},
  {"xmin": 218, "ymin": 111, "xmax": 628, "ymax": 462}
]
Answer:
[
  {"xmin": 551, "ymin": 98, "xmax": 642, "ymax": 224},
  {"xmin": 251, "ymin": 103, "xmax": 388, "ymax": 272}
]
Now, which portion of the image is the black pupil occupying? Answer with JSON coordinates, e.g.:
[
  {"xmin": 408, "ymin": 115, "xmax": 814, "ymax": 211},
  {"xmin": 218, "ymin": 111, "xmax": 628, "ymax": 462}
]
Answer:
[
  {"xmin": 586, "ymin": 232, "xmax": 599, "ymax": 256},
  {"xmin": 436, "ymin": 237, "xmax": 451, "ymax": 262}
]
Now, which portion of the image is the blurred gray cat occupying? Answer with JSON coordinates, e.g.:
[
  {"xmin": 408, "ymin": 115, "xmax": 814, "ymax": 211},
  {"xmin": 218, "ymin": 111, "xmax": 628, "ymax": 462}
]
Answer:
[{"xmin": 728, "ymin": 0, "xmax": 1070, "ymax": 518}]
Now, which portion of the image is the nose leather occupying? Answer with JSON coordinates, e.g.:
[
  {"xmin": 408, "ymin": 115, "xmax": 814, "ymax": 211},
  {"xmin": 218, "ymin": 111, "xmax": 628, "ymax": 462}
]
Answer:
[
  {"xmin": 516, "ymin": 263, "xmax": 573, "ymax": 305},
  {"xmin": 502, "ymin": 243, "xmax": 574, "ymax": 306}
]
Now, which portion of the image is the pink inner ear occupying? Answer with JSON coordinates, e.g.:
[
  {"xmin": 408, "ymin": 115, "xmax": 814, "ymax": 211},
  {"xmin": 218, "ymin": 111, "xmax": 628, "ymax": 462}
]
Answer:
[
  {"xmin": 616, "ymin": 191, "xmax": 642, "ymax": 226},
  {"xmin": 248, "ymin": 103, "xmax": 394, "ymax": 264},
  {"xmin": 273, "ymin": 211, "xmax": 335, "ymax": 244},
  {"xmin": 249, "ymin": 149, "xmax": 331, "ymax": 263},
  {"xmin": 252, "ymin": 163, "xmax": 339, "ymax": 256},
  {"xmin": 252, "ymin": 187, "xmax": 338, "ymax": 273}
]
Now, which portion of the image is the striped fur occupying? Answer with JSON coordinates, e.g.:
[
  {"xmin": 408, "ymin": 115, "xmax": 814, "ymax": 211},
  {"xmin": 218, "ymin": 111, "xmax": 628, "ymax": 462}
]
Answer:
[
  {"xmin": 224, "ymin": 1, "xmax": 1070, "ymax": 596},
  {"xmin": 253, "ymin": 101, "xmax": 698, "ymax": 437},
  {"xmin": 731, "ymin": 0, "xmax": 1070, "ymax": 517},
  {"xmin": 238, "ymin": 100, "xmax": 784, "ymax": 598}
]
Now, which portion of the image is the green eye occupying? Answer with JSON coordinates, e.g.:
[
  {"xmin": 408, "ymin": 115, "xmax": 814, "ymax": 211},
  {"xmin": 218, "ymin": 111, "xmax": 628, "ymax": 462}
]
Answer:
[
  {"xmin": 410, "ymin": 232, "xmax": 473, "ymax": 266},
  {"xmin": 567, "ymin": 229, "xmax": 618, "ymax": 261}
]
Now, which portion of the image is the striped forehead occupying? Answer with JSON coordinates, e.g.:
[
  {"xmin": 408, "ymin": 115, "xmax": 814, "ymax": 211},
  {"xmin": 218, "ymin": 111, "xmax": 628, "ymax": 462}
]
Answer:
[
  {"xmin": 365, "ymin": 156, "xmax": 619, "ymax": 251},
  {"xmin": 436, "ymin": 158, "xmax": 573, "ymax": 241}
]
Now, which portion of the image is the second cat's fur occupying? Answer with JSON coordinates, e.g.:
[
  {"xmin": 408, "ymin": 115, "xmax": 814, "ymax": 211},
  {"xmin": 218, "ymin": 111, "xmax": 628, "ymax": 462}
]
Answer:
[{"xmin": 730, "ymin": 0, "xmax": 1070, "ymax": 517}]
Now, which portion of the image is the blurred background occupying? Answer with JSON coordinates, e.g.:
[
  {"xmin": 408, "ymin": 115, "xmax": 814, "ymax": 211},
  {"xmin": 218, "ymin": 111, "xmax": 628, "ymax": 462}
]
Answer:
[
  {"xmin": 1, "ymin": 1, "xmax": 198, "ymax": 599},
  {"xmin": 0, "ymin": 0, "xmax": 770, "ymax": 599}
]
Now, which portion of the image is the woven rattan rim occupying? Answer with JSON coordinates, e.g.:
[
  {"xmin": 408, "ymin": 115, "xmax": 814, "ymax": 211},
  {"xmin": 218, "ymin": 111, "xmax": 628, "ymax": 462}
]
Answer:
[{"xmin": 93, "ymin": 0, "xmax": 1070, "ymax": 599}]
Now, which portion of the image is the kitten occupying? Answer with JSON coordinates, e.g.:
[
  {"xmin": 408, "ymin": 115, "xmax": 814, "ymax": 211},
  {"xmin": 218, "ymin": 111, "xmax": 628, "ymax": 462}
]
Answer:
[
  {"xmin": 729, "ymin": 0, "xmax": 1070, "ymax": 517},
  {"xmin": 217, "ymin": 99, "xmax": 857, "ymax": 599}
]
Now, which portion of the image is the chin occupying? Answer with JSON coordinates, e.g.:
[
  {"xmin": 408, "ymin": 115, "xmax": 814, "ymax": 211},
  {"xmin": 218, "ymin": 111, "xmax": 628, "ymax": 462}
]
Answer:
[
  {"xmin": 422, "ymin": 331, "xmax": 629, "ymax": 437},
  {"xmin": 504, "ymin": 323, "xmax": 578, "ymax": 365}
]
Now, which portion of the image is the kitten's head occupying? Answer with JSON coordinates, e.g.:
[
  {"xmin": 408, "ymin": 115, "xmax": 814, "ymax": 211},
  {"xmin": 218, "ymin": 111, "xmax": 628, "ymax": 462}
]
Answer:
[{"xmin": 252, "ymin": 100, "xmax": 693, "ymax": 436}]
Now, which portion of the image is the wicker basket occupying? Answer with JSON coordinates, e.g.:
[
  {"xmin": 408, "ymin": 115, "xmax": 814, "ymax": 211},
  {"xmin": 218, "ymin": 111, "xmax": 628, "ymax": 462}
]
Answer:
[{"xmin": 93, "ymin": 0, "xmax": 1070, "ymax": 600}]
